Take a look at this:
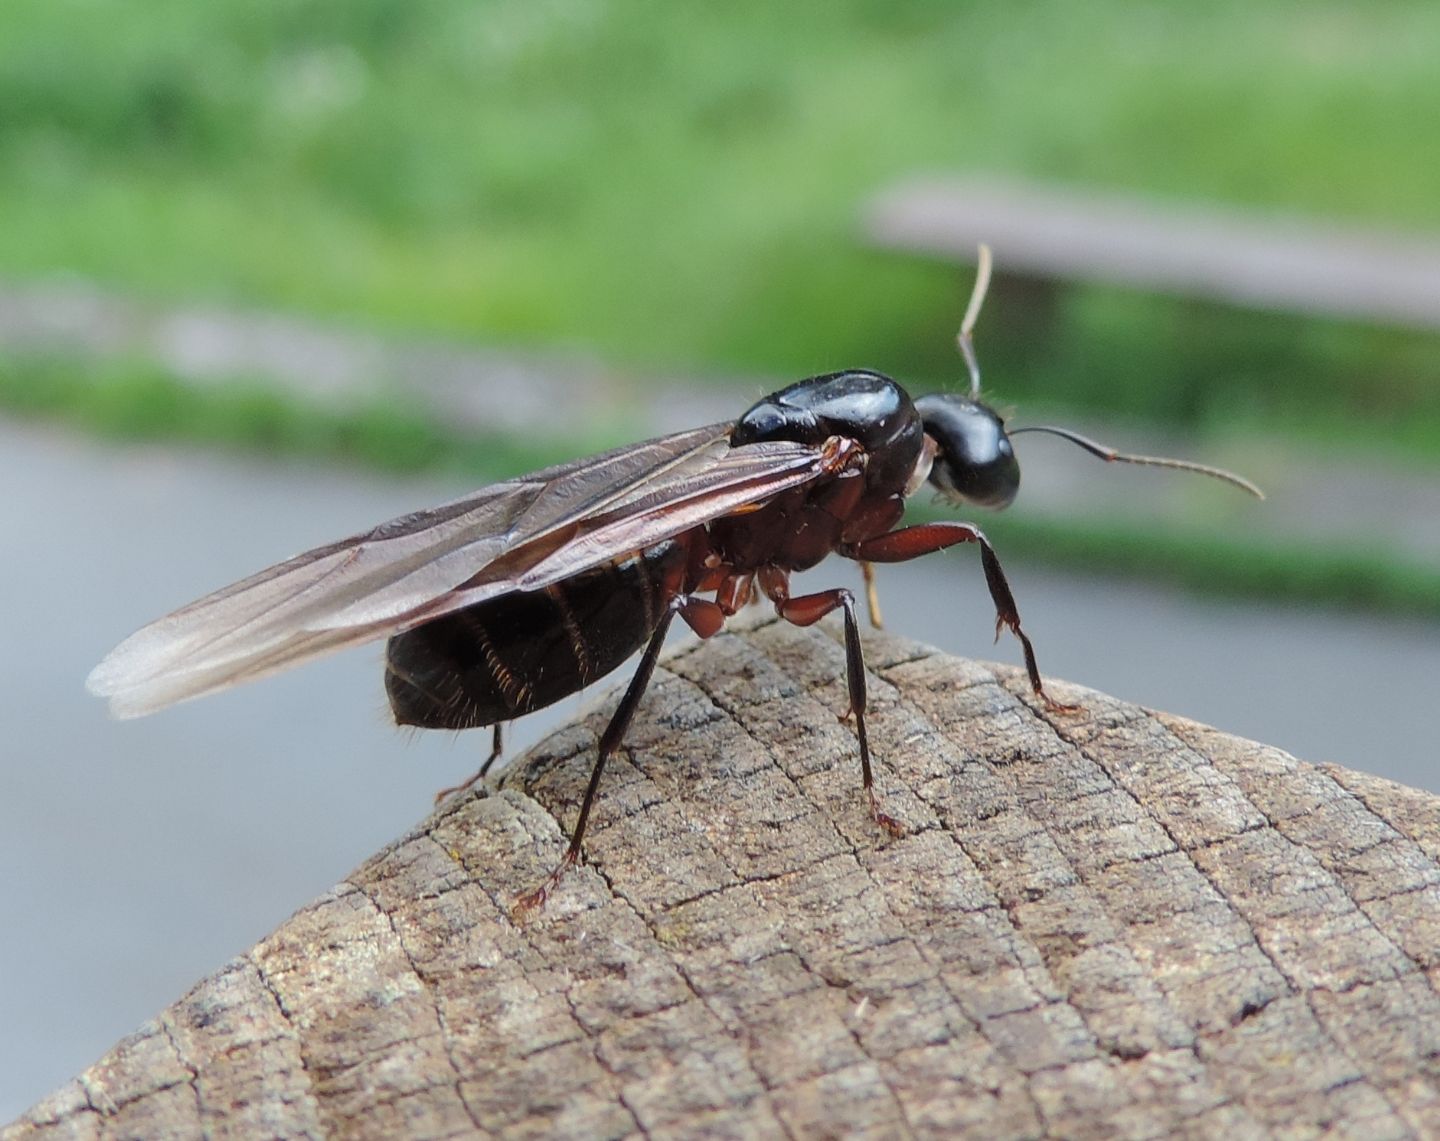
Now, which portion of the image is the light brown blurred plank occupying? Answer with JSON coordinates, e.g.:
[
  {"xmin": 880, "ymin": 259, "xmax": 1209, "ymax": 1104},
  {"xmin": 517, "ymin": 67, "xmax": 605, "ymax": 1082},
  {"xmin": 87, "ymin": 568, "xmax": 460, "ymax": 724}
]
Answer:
[{"xmin": 865, "ymin": 176, "xmax": 1440, "ymax": 329}]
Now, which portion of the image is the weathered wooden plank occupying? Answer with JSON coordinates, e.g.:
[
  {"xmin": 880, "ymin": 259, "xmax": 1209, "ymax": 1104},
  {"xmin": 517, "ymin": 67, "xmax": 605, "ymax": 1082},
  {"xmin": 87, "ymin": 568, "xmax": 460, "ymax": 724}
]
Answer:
[
  {"xmin": 865, "ymin": 176, "xmax": 1440, "ymax": 329},
  {"xmin": 9, "ymin": 622, "xmax": 1440, "ymax": 1139}
]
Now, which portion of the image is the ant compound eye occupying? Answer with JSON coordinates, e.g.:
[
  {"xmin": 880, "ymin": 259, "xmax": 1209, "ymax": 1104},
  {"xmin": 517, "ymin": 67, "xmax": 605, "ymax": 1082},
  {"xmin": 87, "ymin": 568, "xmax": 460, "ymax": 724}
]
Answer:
[{"xmin": 914, "ymin": 394, "xmax": 1019, "ymax": 509}]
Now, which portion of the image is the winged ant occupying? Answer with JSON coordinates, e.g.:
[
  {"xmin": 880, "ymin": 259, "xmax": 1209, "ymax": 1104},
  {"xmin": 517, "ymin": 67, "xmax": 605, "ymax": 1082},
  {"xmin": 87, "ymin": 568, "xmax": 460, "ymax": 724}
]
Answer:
[{"xmin": 89, "ymin": 247, "xmax": 1261, "ymax": 908}]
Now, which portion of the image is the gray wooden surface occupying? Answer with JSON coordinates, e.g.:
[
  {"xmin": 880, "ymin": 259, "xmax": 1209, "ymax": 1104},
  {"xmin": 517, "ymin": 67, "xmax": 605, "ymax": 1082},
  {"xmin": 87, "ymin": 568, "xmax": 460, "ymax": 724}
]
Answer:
[
  {"xmin": 865, "ymin": 176, "xmax": 1440, "ymax": 328},
  {"xmin": 8, "ymin": 621, "xmax": 1440, "ymax": 1139}
]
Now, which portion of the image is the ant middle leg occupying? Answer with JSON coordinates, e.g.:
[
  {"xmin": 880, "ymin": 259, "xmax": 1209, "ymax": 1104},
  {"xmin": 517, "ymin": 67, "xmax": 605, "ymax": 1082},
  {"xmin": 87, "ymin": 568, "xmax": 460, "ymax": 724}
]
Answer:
[{"xmin": 771, "ymin": 582, "xmax": 902, "ymax": 837}]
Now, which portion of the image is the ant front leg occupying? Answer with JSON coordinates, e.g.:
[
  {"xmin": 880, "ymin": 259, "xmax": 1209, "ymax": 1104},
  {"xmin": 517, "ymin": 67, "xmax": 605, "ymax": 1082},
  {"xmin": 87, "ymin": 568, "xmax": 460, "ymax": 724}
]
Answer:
[
  {"xmin": 848, "ymin": 523, "xmax": 1076, "ymax": 713},
  {"xmin": 772, "ymin": 584, "xmax": 902, "ymax": 838}
]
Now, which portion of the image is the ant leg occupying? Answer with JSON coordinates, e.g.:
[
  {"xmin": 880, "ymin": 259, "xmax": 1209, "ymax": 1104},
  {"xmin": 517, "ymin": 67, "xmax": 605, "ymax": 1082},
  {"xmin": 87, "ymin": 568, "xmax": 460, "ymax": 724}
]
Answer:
[
  {"xmin": 860, "ymin": 560, "xmax": 884, "ymax": 628},
  {"xmin": 434, "ymin": 724, "xmax": 505, "ymax": 805},
  {"xmin": 439, "ymin": 581, "xmax": 723, "ymax": 814},
  {"xmin": 515, "ymin": 602, "xmax": 684, "ymax": 913},
  {"xmin": 850, "ymin": 523, "xmax": 1075, "ymax": 712},
  {"xmin": 777, "ymin": 587, "xmax": 902, "ymax": 837}
]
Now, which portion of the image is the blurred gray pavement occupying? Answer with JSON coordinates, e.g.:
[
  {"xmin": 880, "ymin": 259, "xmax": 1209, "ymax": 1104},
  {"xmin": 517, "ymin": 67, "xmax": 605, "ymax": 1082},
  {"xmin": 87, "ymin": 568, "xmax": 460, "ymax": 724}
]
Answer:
[{"xmin": 2, "ymin": 416, "xmax": 1437, "ymax": 1121}]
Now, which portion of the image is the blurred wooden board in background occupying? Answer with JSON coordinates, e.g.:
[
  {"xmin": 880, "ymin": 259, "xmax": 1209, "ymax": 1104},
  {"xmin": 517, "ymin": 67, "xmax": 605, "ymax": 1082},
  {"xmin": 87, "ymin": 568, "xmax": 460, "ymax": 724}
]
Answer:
[{"xmin": 866, "ymin": 176, "xmax": 1440, "ymax": 330}]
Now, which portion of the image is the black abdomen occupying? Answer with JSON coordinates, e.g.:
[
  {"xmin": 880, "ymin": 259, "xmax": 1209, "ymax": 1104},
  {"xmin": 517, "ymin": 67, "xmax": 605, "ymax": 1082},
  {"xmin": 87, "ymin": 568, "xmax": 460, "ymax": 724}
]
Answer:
[{"xmin": 384, "ymin": 541, "xmax": 684, "ymax": 730}]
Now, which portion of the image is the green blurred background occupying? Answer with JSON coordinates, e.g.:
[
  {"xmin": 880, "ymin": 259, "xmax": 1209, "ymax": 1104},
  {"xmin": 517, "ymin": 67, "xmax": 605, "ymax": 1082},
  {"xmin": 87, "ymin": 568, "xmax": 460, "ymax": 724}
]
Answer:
[{"xmin": 2, "ymin": 0, "xmax": 1438, "ymax": 606}]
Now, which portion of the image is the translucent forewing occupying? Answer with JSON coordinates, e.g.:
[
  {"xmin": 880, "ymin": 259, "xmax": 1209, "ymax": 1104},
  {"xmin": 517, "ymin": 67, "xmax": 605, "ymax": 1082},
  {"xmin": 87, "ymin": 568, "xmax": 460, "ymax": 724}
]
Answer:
[{"xmin": 89, "ymin": 425, "xmax": 840, "ymax": 718}]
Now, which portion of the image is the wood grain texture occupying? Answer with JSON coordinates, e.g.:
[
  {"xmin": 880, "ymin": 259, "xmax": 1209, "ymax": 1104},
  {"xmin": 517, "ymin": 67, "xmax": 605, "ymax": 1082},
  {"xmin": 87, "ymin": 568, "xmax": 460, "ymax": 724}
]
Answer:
[{"xmin": 9, "ymin": 620, "xmax": 1440, "ymax": 1140}]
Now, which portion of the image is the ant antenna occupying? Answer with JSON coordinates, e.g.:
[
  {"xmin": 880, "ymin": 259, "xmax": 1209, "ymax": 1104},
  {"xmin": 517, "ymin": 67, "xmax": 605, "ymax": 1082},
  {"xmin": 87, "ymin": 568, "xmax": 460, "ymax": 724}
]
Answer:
[
  {"xmin": 955, "ymin": 244, "xmax": 1263, "ymax": 499},
  {"xmin": 1009, "ymin": 425, "xmax": 1265, "ymax": 499},
  {"xmin": 957, "ymin": 243, "xmax": 992, "ymax": 398}
]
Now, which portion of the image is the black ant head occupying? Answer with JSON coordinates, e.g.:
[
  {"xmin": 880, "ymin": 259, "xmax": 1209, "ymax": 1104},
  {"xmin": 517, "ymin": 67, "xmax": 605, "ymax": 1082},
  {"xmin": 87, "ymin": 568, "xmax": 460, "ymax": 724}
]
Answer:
[
  {"xmin": 913, "ymin": 394, "xmax": 1020, "ymax": 509},
  {"xmin": 912, "ymin": 243, "xmax": 1263, "ymax": 509},
  {"xmin": 909, "ymin": 242, "xmax": 1018, "ymax": 510}
]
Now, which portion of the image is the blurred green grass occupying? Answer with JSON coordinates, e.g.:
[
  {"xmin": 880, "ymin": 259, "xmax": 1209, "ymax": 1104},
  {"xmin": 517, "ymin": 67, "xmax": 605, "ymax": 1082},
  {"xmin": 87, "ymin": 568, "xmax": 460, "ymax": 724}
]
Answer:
[
  {"xmin": 2, "ymin": 1, "xmax": 1438, "ymax": 614},
  {"xmin": 2, "ymin": 0, "xmax": 1439, "ymax": 446},
  {"xmin": 0, "ymin": 355, "xmax": 577, "ymax": 476}
]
